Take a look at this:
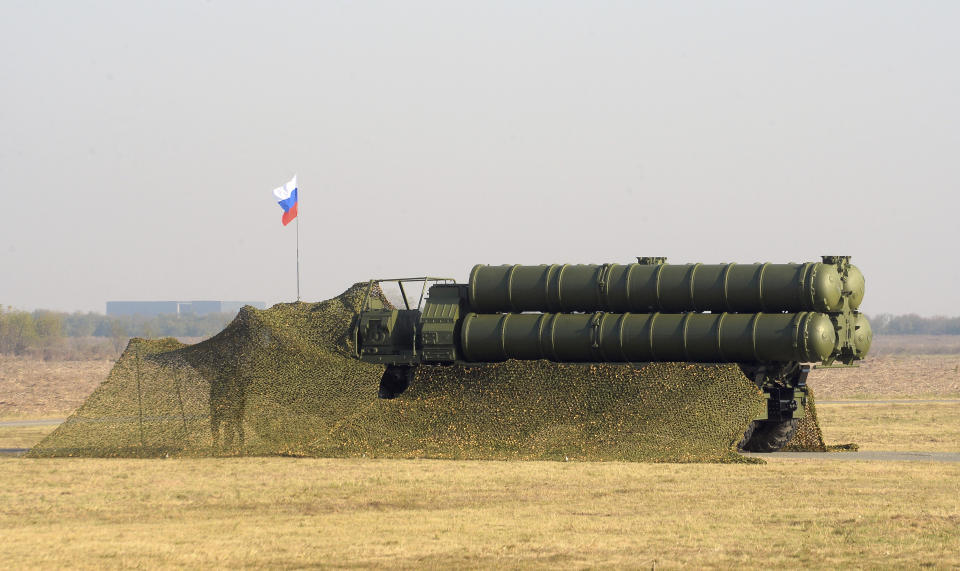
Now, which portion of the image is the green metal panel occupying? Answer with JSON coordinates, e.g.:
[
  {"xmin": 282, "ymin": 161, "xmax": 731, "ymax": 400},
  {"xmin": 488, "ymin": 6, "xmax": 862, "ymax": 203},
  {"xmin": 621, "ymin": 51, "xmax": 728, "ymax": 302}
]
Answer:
[
  {"xmin": 852, "ymin": 312, "xmax": 872, "ymax": 358},
  {"xmin": 844, "ymin": 265, "xmax": 865, "ymax": 310},
  {"xmin": 459, "ymin": 311, "xmax": 838, "ymax": 364},
  {"xmin": 468, "ymin": 261, "xmax": 845, "ymax": 314},
  {"xmin": 419, "ymin": 285, "xmax": 463, "ymax": 363},
  {"xmin": 760, "ymin": 387, "xmax": 807, "ymax": 420},
  {"xmin": 356, "ymin": 308, "xmax": 420, "ymax": 365}
]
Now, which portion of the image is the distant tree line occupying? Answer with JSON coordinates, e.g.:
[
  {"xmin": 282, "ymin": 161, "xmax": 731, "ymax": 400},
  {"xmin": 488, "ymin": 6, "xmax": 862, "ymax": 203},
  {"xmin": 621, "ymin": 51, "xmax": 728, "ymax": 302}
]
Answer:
[
  {"xmin": 868, "ymin": 314, "xmax": 960, "ymax": 335},
  {"xmin": 0, "ymin": 306, "xmax": 236, "ymax": 357},
  {"xmin": 59, "ymin": 311, "xmax": 236, "ymax": 339}
]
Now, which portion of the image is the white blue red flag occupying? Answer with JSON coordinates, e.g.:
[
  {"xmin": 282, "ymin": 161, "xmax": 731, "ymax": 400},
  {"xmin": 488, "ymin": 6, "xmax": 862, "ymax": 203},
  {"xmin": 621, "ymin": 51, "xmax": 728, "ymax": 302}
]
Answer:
[{"xmin": 272, "ymin": 175, "xmax": 298, "ymax": 226}]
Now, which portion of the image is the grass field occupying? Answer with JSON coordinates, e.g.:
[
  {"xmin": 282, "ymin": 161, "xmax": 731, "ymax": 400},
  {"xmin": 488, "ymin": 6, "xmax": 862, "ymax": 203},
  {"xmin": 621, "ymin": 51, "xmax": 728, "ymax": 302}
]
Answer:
[
  {"xmin": 2, "ymin": 337, "xmax": 959, "ymax": 567},
  {"xmin": 0, "ymin": 424, "xmax": 58, "ymax": 449},
  {"xmin": 816, "ymin": 402, "xmax": 960, "ymax": 452},
  {"xmin": 0, "ymin": 457, "xmax": 957, "ymax": 568}
]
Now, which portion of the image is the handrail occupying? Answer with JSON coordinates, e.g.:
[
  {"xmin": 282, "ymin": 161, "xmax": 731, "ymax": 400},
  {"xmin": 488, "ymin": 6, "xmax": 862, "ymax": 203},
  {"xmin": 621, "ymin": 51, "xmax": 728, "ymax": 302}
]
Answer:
[{"xmin": 358, "ymin": 277, "xmax": 456, "ymax": 311}]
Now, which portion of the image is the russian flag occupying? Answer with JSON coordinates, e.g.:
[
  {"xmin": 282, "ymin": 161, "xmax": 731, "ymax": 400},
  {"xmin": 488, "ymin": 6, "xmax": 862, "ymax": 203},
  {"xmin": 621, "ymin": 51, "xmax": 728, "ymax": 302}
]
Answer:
[{"xmin": 273, "ymin": 175, "xmax": 298, "ymax": 226}]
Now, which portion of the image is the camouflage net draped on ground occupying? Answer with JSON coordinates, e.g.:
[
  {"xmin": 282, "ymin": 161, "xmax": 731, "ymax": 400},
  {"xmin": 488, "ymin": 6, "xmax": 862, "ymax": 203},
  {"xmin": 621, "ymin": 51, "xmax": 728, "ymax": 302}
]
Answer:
[{"xmin": 30, "ymin": 284, "xmax": 826, "ymax": 462}]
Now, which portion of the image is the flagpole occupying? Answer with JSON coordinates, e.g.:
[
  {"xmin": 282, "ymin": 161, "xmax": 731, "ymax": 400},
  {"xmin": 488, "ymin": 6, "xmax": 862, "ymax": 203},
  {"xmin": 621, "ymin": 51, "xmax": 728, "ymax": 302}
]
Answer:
[{"xmin": 296, "ymin": 208, "xmax": 301, "ymax": 302}]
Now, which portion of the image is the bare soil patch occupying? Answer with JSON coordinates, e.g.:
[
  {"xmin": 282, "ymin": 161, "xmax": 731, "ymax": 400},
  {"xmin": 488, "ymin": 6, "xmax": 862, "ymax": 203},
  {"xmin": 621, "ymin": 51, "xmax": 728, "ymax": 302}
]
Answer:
[
  {"xmin": 807, "ymin": 354, "xmax": 960, "ymax": 400},
  {"xmin": 0, "ymin": 357, "xmax": 113, "ymax": 417},
  {"xmin": 870, "ymin": 334, "xmax": 960, "ymax": 355}
]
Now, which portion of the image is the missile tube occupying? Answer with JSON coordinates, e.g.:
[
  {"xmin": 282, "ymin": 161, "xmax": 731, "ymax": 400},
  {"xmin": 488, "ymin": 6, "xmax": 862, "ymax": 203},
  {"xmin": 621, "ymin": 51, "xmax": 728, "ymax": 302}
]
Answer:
[
  {"xmin": 468, "ymin": 262, "xmax": 853, "ymax": 314},
  {"xmin": 459, "ymin": 311, "xmax": 838, "ymax": 364}
]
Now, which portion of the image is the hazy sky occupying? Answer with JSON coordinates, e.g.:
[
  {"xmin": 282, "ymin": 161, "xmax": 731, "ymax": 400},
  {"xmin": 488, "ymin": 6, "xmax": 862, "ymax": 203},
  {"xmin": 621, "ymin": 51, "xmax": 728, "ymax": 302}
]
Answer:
[{"xmin": 1, "ymin": 1, "xmax": 958, "ymax": 315}]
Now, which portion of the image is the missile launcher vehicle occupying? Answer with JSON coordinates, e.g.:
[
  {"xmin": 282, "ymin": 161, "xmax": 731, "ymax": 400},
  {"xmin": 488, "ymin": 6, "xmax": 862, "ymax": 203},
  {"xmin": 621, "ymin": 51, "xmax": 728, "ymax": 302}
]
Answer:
[{"xmin": 351, "ymin": 255, "xmax": 871, "ymax": 452}]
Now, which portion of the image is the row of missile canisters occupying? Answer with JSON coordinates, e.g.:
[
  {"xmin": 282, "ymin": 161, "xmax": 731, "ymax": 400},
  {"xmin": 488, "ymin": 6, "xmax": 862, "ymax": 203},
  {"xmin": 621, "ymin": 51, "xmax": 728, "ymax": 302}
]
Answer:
[
  {"xmin": 355, "ymin": 255, "xmax": 871, "ymax": 370},
  {"xmin": 353, "ymin": 255, "xmax": 870, "ymax": 445}
]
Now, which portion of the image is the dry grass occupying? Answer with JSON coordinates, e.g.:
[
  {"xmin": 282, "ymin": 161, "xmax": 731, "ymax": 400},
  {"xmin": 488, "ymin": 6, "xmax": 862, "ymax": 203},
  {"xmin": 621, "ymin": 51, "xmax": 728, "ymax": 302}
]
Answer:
[
  {"xmin": 0, "ymin": 456, "xmax": 956, "ymax": 568},
  {"xmin": 816, "ymin": 401, "xmax": 960, "ymax": 452},
  {"xmin": 2, "ymin": 332, "xmax": 959, "ymax": 567},
  {"xmin": 0, "ymin": 356, "xmax": 113, "ymax": 417},
  {"xmin": 0, "ymin": 425, "xmax": 57, "ymax": 449}
]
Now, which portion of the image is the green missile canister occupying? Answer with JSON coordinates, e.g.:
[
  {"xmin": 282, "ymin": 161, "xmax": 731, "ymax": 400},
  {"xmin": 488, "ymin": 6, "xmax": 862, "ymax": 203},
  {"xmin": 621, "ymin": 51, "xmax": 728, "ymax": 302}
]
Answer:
[
  {"xmin": 468, "ymin": 260, "xmax": 853, "ymax": 314},
  {"xmin": 459, "ymin": 311, "xmax": 838, "ymax": 364}
]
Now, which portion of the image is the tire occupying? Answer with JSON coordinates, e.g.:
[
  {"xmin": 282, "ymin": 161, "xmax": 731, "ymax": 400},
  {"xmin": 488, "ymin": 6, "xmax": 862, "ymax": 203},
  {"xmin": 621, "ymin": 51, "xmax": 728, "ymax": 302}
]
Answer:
[
  {"xmin": 736, "ymin": 421, "xmax": 757, "ymax": 451},
  {"xmin": 378, "ymin": 365, "xmax": 414, "ymax": 399},
  {"xmin": 738, "ymin": 419, "xmax": 799, "ymax": 452}
]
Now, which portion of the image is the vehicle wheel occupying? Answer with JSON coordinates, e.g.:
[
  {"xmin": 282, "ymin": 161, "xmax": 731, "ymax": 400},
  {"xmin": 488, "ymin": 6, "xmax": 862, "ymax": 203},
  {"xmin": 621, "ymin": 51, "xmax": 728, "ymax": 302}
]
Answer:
[
  {"xmin": 378, "ymin": 365, "xmax": 414, "ymax": 399},
  {"xmin": 738, "ymin": 419, "xmax": 799, "ymax": 452},
  {"xmin": 736, "ymin": 421, "xmax": 758, "ymax": 451}
]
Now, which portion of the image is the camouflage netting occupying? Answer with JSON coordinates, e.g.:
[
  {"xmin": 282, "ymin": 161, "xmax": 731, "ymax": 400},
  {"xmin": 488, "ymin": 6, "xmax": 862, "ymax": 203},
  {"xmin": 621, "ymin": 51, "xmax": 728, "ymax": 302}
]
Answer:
[
  {"xmin": 30, "ymin": 284, "xmax": 825, "ymax": 462},
  {"xmin": 783, "ymin": 390, "xmax": 834, "ymax": 452}
]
